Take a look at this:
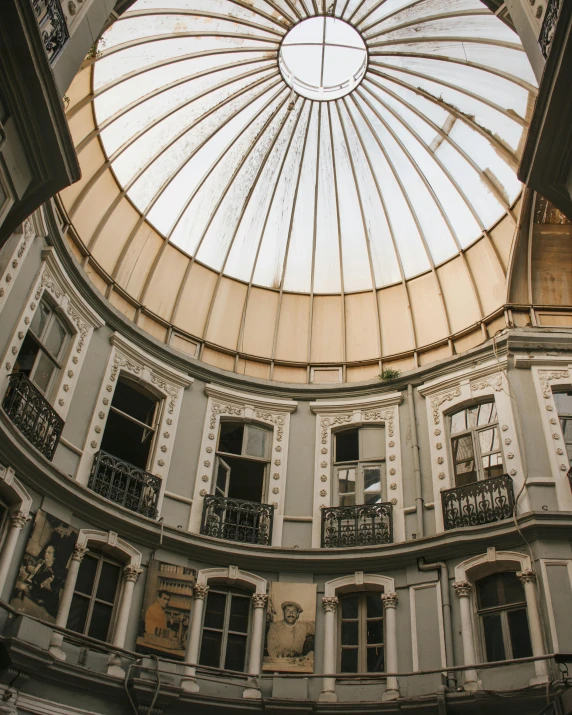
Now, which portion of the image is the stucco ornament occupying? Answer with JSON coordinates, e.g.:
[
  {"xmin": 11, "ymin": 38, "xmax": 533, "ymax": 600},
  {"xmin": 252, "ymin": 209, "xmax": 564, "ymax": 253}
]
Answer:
[
  {"xmin": 123, "ymin": 566, "xmax": 143, "ymax": 583},
  {"xmin": 252, "ymin": 594, "xmax": 268, "ymax": 608},
  {"xmin": 390, "ymin": 483, "xmax": 397, "ymax": 490},
  {"xmin": 321, "ymin": 447, "xmax": 327, "ymax": 454},
  {"xmin": 274, "ymin": 459, "xmax": 281, "ymax": 466},
  {"xmin": 437, "ymin": 457, "xmax": 444, "ymax": 464},
  {"xmin": 431, "ymin": 387, "xmax": 461, "ymax": 424},
  {"xmin": 206, "ymin": 446, "xmax": 212, "ymax": 453},
  {"xmin": 381, "ymin": 592, "xmax": 398, "ymax": 608},
  {"xmin": 201, "ymin": 475, "xmax": 209, "ymax": 482},
  {"xmin": 193, "ymin": 584, "xmax": 210, "ymax": 600},
  {"xmin": 320, "ymin": 414, "xmax": 351, "ymax": 443},
  {"xmin": 273, "ymin": 473, "xmax": 280, "ymax": 480},
  {"xmin": 438, "ymin": 472, "xmax": 446, "ymax": 479},
  {"xmin": 516, "ymin": 569, "xmax": 536, "ymax": 584},
  {"xmin": 322, "ymin": 596, "xmax": 339, "ymax": 613},
  {"xmin": 538, "ymin": 369, "xmax": 570, "ymax": 398},
  {"xmin": 470, "ymin": 373, "xmax": 502, "ymax": 392},
  {"xmin": 320, "ymin": 489, "xmax": 326, "ymax": 497},
  {"xmin": 320, "ymin": 475, "xmax": 327, "ymax": 482},
  {"xmin": 453, "ymin": 580, "xmax": 472, "ymax": 597},
  {"xmin": 210, "ymin": 401, "xmax": 243, "ymax": 428},
  {"xmin": 273, "ymin": 487, "xmax": 280, "ymax": 494}
]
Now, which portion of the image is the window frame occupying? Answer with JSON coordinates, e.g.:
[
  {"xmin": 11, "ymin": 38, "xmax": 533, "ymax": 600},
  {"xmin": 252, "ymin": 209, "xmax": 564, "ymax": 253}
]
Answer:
[
  {"xmin": 337, "ymin": 590, "xmax": 385, "ymax": 674},
  {"xmin": 198, "ymin": 586, "xmax": 252, "ymax": 672},
  {"xmin": 213, "ymin": 420, "xmax": 272, "ymax": 502},
  {"xmin": 333, "ymin": 426, "xmax": 386, "ymax": 506},
  {"xmin": 69, "ymin": 551, "xmax": 123, "ymax": 642},
  {"xmin": 554, "ymin": 390, "xmax": 572, "ymax": 469},
  {"xmin": 474, "ymin": 571, "xmax": 532, "ymax": 663},
  {"xmin": 446, "ymin": 400, "xmax": 504, "ymax": 486}
]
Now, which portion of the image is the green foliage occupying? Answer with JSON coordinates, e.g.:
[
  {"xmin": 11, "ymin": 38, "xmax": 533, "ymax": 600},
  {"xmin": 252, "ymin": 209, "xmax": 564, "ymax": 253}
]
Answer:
[{"xmin": 378, "ymin": 368, "xmax": 401, "ymax": 381}]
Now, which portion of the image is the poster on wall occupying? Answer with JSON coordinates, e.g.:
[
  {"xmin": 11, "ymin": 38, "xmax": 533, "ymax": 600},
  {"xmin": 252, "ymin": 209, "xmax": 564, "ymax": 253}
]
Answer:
[
  {"xmin": 136, "ymin": 560, "xmax": 196, "ymax": 660},
  {"xmin": 263, "ymin": 582, "xmax": 317, "ymax": 673},
  {"xmin": 10, "ymin": 509, "xmax": 78, "ymax": 623}
]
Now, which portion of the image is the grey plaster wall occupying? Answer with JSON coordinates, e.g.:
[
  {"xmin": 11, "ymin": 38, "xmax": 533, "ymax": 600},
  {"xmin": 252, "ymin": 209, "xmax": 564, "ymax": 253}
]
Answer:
[{"xmin": 283, "ymin": 400, "xmax": 315, "ymax": 518}]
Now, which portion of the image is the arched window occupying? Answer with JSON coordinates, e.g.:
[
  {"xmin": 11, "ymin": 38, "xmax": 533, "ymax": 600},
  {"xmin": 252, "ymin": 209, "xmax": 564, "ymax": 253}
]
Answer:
[
  {"xmin": 334, "ymin": 426, "xmax": 385, "ymax": 506},
  {"xmin": 13, "ymin": 295, "xmax": 70, "ymax": 398},
  {"xmin": 476, "ymin": 572, "xmax": 532, "ymax": 662},
  {"xmin": 214, "ymin": 421, "xmax": 272, "ymax": 503},
  {"xmin": 449, "ymin": 402, "xmax": 503, "ymax": 486},
  {"xmin": 199, "ymin": 586, "xmax": 251, "ymax": 672},
  {"xmin": 67, "ymin": 551, "xmax": 122, "ymax": 641},
  {"xmin": 554, "ymin": 391, "xmax": 572, "ymax": 468},
  {"xmin": 338, "ymin": 591, "xmax": 384, "ymax": 673}
]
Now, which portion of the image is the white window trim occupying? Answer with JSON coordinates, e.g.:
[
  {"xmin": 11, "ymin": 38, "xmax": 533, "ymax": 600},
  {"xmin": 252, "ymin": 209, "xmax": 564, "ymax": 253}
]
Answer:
[
  {"xmin": 189, "ymin": 384, "xmax": 297, "ymax": 546},
  {"xmin": 76, "ymin": 333, "xmax": 192, "ymax": 515},
  {"xmin": 522, "ymin": 357, "xmax": 572, "ymax": 511},
  {"xmin": 309, "ymin": 392, "xmax": 404, "ymax": 548},
  {"xmin": 418, "ymin": 358, "xmax": 529, "ymax": 533},
  {"xmin": 0, "ymin": 246, "xmax": 104, "ymax": 419},
  {"xmin": 0, "ymin": 215, "xmax": 35, "ymax": 314},
  {"xmin": 538, "ymin": 558, "xmax": 572, "ymax": 653}
]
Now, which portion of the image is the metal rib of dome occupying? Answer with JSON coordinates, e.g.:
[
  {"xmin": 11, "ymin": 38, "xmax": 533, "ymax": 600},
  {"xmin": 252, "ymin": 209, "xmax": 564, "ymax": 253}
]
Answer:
[{"xmin": 90, "ymin": 0, "xmax": 535, "ymax": 296}]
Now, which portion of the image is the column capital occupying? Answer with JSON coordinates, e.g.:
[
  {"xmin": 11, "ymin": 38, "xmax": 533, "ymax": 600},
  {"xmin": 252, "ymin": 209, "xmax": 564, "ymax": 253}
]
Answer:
[
  {"xmin": 252, "ymin": 593, "xmax": 268, "ymax": 609},
  {"xmin": 381, "ymin": 592, "xmax": 399, "ymax": 608},
  {"xmin": 123, "ymin": 565, "xmax": 143, "ymax": 583},
  {"xmin": 71, "ymin": 544, "xmax": 89, "ymax": 562},
  {"xmin": 453, "ymin": 580, "xmax": 472, "ymax": 597},
  {"xmin": 193, "ymin": 583, "xmax": 210, "ymax": 600},
  {"xmin": 517, "ymin": 569, "xmax": 537, "ymax": 584},
  {"xmin": 322, "ymin": 596, "xmax": 339, "ymax": 613},
  {"xmin": 9, "ymin": 511, "xmax": 29, "ymax": 529}
]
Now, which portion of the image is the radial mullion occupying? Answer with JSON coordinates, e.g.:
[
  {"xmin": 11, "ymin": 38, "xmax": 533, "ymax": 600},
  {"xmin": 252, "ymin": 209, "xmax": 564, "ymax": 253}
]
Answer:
[
  {"xmin": 121, "ymin": 9, "xmax": 286, "ymax": 36},
  {"xmin": 306, "ymin": 102, "xmax": 322, "ymax": 368},
  {"xmin": 362, "ymin": 8, "xmax": 490, "ymax": 37}
]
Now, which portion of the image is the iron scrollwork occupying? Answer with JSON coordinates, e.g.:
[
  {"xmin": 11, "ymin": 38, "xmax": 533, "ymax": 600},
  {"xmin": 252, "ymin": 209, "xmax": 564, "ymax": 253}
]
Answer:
[
  {"xmin": 2, "ymin": 372, "xmax": 64, "ymax": 460},
  {"xmin": 31, "ymin": 0, "xmax": 69, "ymax": 64},
  {"xmin": 441, "ymin": 473, "xmax": 515, "ymax": 531},
  {"xmin": 88, "ymin": 450, "xmax": 161, "ymax": 518},
  {"xmin": 321, "ymin": 502, "xmax": 393, "ymax": 548},
  {"xmin": 200, "ymin": 495, "xmax": 275, "ymax": 545},
  {"xmin": 539, "ymin": 0, "xmax": 561, "ymax": 59}
]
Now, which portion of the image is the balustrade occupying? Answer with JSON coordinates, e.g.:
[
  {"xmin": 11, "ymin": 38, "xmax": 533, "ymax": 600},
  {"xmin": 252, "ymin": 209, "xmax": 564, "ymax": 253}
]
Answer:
[
  {"xmin": 539, "ymin": 0, "xmax": 561, "ymax": 58},
  {"xmin": 31, "ymin": 0, "xmax": 69, "ymax": 63},
  {"xmin": 321, "ymin": 503, "xmax": 393, "ymax": 548},
  {"xmin": 200, "ymin": 495, "xmax": 275, "ymax": 545},
  {"xmin": 441, "ymin": 473, "xmax": 514, "ymax": 531}
]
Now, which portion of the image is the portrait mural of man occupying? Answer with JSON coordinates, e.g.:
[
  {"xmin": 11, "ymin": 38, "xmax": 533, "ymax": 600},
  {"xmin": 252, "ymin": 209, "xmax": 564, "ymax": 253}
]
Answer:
[
  {"xmin": 10, "ymin": 510, "xmax": 78, "ymax": 623},
  {"xmin": 263, "ymin": 582, "xmax": 317, "ymax": 673},
  {"xmin": 136, "ymin": 560, "xmax": 196, "ymax": 660}
]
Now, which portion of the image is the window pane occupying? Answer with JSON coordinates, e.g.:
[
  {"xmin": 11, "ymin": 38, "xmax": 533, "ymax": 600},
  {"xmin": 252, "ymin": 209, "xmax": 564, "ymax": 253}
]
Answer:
[
  {"xmin": 482, "ymin": 613, "xmax": 506, "ymax": 662},
  {"xmin": 111, "ymin": 378, "xmax": 157, "ymax": 425},
  {"xmin": 96, "ymin": 561, "xmax": 121, "ymax": 603},
  {"xmin": 88, "ymin": 601, "xmax": 113, "ymax": 640},
  {"xmin": 30, "ymin": 302, "xmax": 50, "ymax": 338},
  {"xmin": 67, "ymin": 594, "xmax": 90, "ymax": 633},
  {"xmin": 203, "ymin": 592, "xmax": 227, "ymax": 630},
  {"xmin": 363, "ymin": 466, "xmax": 382, "ymax": 505},
  {"xmin": 360, "ymin": 427, "xmax": 385, "ymax": 460},
  {"xmin": 215, "ymin": 462, "xmax": 229, "ymax": 496},
  {"xmin": 477, "ymin": 402, "xmax": 495, "ymax": 426},
  {"xmin": 224, "ymin": 633, "xmax": 247, "ymax": 671},
  {"xmin": 366, "ymin": 593, "xmax": 383, "ymax": 619},
  {"xmin": 245, "ymin": 425, "xmax": 269, "ymax": 459},
  {"xmin": 341, "ymin": 594, "xmax": 359, "ymax": 619},
  {"xmin": 338, "ymin": 468, "xmax": 356, "ymax": 498},
  {"xmin": 467, "ymin": 406, "xmax": 480, "ymax": 430},
  {"xmin": 341, "ymin": 648, "xmax": 358, "ymax": 673},
  {"xmin": 453, "ymin": 434, "xmax": 474, "ymax": 462},
  {"xmin": 477, "ymin": 574, "xmax": 500, "ymax": 609},
  {"xmin": 76, "ymin": 555, "xmax": 99, "ymax": 596},
  {"xmin": 32, "ymin": 352, "xmax": 55, "ymax": 393},
  {"xmin": 218, "ymin": 422, "xmax": 244, "ymax": 455},
  {"xmin": 500, "ymin": 573, "xmax": 525, "ymax": 605},
  {"xmin": 507, "ymin": 609, "xmax": 532, "ymax": 658},
  {"xmin": 554, "ymin": 392, "xmax": 572, "ymax": 415},
  {"xmin": 14, "ymin": 335, "xmax": 39, "ymax": 376},
  {"xmin": 449, "ymin": 409, "xmax": 467, "ymax": 435},
  {"xmin": 478, "ymin": 427, "xmax": 500, "ymax": 454},
  {"xmin": 367, "ymin": 646, "xmax": 384, "ymax": 672},
  {"xmin": 228, "ymin": 595, "xmax": 250, "ymax": 634},
  {"xmin": 44, "ymin": 317, "xmax": 67, "ymax": 358},
  {"xmin": 366, "ymin": 620, "xmax": 383, "ymax": 645},
  {"xmin": 341, "ymin": 621, "xmax": 359, "ymax": 645},
  {"xmin": 482, "ymin": 453, "xmax": 504, "ymax": 480},
  {"xmin": 199, "ymin": 629, "xmax": 222, "ymax": 667},
  {"xmin": 336, "ymin": 429, "xmax": 359, "ymax": 462}
]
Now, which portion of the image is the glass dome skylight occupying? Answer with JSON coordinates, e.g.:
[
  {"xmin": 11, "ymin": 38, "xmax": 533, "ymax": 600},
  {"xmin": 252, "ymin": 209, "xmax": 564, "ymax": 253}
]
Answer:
[{"xmin": 92, "ymin": 0, "xmax": 535, "ymax": 295}]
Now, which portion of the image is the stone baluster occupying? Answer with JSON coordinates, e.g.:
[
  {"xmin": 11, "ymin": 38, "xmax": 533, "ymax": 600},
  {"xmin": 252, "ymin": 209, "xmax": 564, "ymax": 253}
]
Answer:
[
  {"xmin": 181, "ymin": 583, "xmax": 210, "ymax": 693},
  {"xmin": 517, "ymin": 569, "xmax": 549, "ymax": 684},
  {"xmin": 48, "ymin": 543, "xmax": 89, "ymax": 660},
  {"xmin": 381, "ymin": 592, "xmax": 400, "ymax": 701},
  {"xmin": 243, "ymin": 593, "xmax": 268, "ymax": 699},
  {"xmin": 319, "ymin": 596, "xmax": 339, "ymax": 702},
  {"xmin": 453, "ymin": 580, "xmax": 480, "ymax": 691}
]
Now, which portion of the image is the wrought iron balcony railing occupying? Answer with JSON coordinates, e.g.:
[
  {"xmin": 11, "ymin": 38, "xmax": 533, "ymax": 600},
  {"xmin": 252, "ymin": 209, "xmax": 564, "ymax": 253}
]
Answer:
[
  {"xmin": 88, "ymin": 451, "xmax": 161, "ymax": 519},
  {"xmin": 31, "ymin": 0, "xmax": 69, "ymax": 64},
  {"xmin": 200, "ymin": 495, "xmax": 275, "ymax": 545},
  {"xmin": 539, "ymin": 0, "xmax": 561, "ymax": 59},
  {"xmin": 2, "ymin": 372, "xmax": 64, "ymax": 461},
  {"xmin": 321, "ymin": 503, "xmax": 393, "ymax": 548},
  {"xmin": 441, "ymin": 473, "xmax": 514, "ymax": 531}
]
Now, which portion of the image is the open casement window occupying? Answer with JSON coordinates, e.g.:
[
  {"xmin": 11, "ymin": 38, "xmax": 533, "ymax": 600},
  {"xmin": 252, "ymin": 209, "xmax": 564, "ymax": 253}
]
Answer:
[
  {"xmin": 67, "ymin": 552, "xmax": 122, "ymax": 641},
  {"xmin": 554, "ymin": 391, "xmax": 572, "ymax": 468},
  {"xmin": 338, "ymin": 592, "xmax": 384, "ymax": 673},
  {"xmin": 334, "ymin": 427, "xmax": 386, "ymax": 506},
  {"xmin": 214, "ymin": 421, "xmax": 272, "ymax": 503},
  {"xmin": 100, "ymin": 376, "xmax": 161, "ymax": 471},
  {"xmin": 13, "ymin": 297, "xmax": 70, "ymax": 397},
  {"xmin": 476, "ymin": 572, "xmax": 532, "ymax": 662},
  {"xmin": 199, "ymin": 587, "xmax": 251, "ymax": 672},
  {"xmin": 448, "ymin": 402, "xmax": 503, "ymax": 487}
]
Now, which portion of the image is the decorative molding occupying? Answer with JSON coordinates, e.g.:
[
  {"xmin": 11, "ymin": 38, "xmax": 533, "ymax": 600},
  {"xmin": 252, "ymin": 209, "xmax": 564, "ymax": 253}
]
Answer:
[
  {"xmin": 196, "ymin": 566, "xmax": 267, "ymax": 595},
  {"xmin": 321, "ymin": 596, "xmax": 339, "ymax": 613},
  {"xmin": 0, "ymin": 218, "xmax": 35, "ymax": 314},
  {"xmin": 452, "ymin": 580, "xmax": 472, "ymax": 598},
  {"xmin": 430, "ymin": 388, "xmax": 462, "ymax": 425},
  {"xmin": 75, "ymin": 529, "xmax": 143, "ymax": 568},
  {"xmin": 252, "ymin": 593, "xmax": 269, "ymax": 609},
  {"xmin": 0, "ymin": 464, "xmax": 32, "ymax": 516},
  {"xmin": 381, "ymin": 592, "xmax": 399, "ymax": 608},
  {"xmin": 537, "ymin": 369, "xmax": 571, "ymax": 399},
  {"xmin": 517, "ymin": 569, "xmax": 537, "ymax": 584},
  {"xmin": 324, "ymin": 572, "xmax": 395, "ymax": 597}
]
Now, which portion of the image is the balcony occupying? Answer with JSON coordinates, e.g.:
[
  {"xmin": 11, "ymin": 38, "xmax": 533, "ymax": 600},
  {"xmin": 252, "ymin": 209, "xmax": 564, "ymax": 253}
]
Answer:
[
  {"xmin": 441, "ymin": 474, "xmax": 515, "ymax": 531},
  {"xmin": 200, "ymin": 495, "xmax": 275, "ymax": 545},
  {"xmin": 321, "ymin": 503, "xmax": 393, "ymax": 548},
  {"xmin": 31, "ymin": 0, "xmax": 69, "ymax": 64},
  {"xmin": 539, "ymin": 0, "xmax": 561, "ymax": 59},
  {"xmin": 2, "ymin": 372, "xmax": 64, "ymax": 460},
  {"xmin": 88, "ymin": 451, "xmax": 161, "ymax": 518}
]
